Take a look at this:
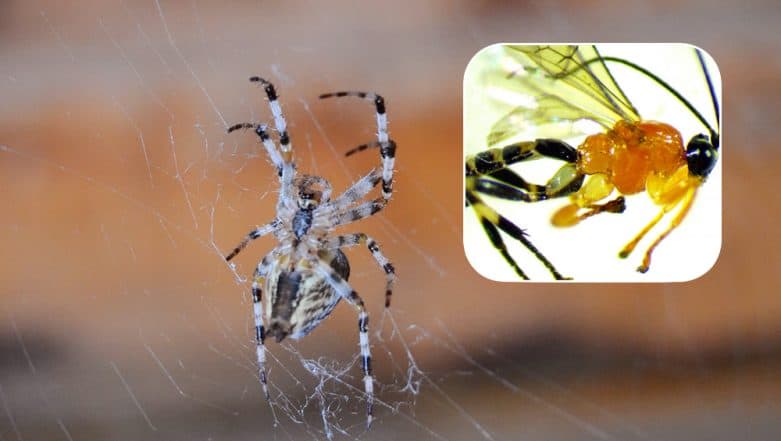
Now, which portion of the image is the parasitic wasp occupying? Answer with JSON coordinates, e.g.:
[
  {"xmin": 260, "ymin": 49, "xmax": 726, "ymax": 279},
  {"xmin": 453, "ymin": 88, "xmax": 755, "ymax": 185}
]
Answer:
[{"xmin": 464, "ymin": 44, "xmax": 721, "ymax": 282}]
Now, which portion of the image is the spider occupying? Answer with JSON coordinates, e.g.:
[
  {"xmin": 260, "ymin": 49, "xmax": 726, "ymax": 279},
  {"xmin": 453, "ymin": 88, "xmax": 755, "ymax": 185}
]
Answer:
[
  {"xmin": 225, "ymin": 77, "xmax": 396, "ymax": 428},
  {"xmin": 465, "ymin": 45, "xmax": 720, "ymax": 280}
]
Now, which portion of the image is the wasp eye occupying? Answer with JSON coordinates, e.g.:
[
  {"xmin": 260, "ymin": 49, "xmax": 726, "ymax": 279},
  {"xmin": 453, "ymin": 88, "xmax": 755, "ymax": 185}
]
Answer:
[{"xmin": 685, "ymin": 134, "xmax": 718, "ymax": 178}]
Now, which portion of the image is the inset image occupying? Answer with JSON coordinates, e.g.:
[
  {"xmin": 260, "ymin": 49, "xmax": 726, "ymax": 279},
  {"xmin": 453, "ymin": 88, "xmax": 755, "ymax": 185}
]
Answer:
[{"xmin": 464, "ymin": 44, "xmax": 722, "ymax": 282}]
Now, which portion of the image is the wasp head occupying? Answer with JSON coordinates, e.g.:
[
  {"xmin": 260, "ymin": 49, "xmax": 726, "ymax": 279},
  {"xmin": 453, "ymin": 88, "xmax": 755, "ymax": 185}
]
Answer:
[{"xmin": 685, "ymin": 133, "xmax": 718, "ymax": 178}]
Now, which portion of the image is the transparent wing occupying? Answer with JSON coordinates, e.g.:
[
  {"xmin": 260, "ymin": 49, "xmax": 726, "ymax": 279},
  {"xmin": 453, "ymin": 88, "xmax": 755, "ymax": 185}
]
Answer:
[
  {"xmin": 484, "ymin": 45, "xmax": 642, "ymax": 147},
  {"xmin": 486, "ymin": 93, "xmax": 614, "ymax": 146}
]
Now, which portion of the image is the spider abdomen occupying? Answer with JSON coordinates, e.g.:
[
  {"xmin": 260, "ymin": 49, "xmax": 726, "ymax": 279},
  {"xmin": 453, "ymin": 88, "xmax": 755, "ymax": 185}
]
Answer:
[{"xmin": 266, "ymin": 249, "xmax": 350, "ymax": 341}]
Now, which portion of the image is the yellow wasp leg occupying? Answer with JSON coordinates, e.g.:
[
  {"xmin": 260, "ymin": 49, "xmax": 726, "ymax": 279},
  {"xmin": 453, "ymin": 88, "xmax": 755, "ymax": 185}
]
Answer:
[
  {"xmin": 636, "ymin": 185, "xmax": 698, "ymax": 273},
  {"xmin": 618, "ymin": 165, "xmax": 704, "ymax": 272},
  {"xmin": 551, "ymin": 173, "xmax": 624, "ymax": 227}
]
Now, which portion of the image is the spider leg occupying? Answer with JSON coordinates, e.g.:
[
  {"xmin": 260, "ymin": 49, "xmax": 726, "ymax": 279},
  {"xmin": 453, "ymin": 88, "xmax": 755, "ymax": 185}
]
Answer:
[
  {"xmin": 343, "ymin": 140, "xmax": 397, "ymax": 201},
  {"xmin": 229, "ymin": 77, "xmax": 297, "ymax": 207},
  {"xmin": 227, "ymin": 123, "xmax": 285, "ymax": 174},
  {"xmin": 313, "ymin": 172, "xmax": 387, "ymax": 227},
  {"xmin": 250, "ymin": 77, "xmax": 293, "ymax": 164},
  {"xmin": 329, "ymin": 198, "xmax": 386, "ymax": 227},
  {"xmin": 319, "ymin": 91, "xmax": 395, "ymax": 202},
  {"xmin": 312, "ymin": 258, "xmax": 375, "ymax": 428},
  {"xmin": 252, "ymin": 256, "xmax": 273, "ymax": 400},
  {"xmin": 227, "ymin": 123, "xmax": 295, "ymax": 209},
  {"xmin": 225, "ymin": 220, "xmax": 280, "ymax": 261},
  {"xmin": 325, "ymin": 233, "xmax": 395, "ymax": 307},
  {"xmin": 315, "ymin": 169, "xmax": 382, "ymax": 220}
]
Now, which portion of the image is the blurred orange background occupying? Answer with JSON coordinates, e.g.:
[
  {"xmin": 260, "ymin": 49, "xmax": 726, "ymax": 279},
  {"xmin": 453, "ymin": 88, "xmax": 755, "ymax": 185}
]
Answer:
[{"xmin": 1, "ymin": 1, "xmax": 780, "ymax": 440}]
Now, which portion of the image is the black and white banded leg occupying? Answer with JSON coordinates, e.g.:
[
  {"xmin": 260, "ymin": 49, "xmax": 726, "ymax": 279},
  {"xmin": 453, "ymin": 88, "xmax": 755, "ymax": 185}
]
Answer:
[
  {"xmin": 344, "ymin": 140, "xmax": 397, "ymax": 201},
  {"xmin": 332, "ymin": 198, "xmax": 387, "ymax": 227},
  {"xmin": 252, "ymin": 257, "xmax": 272, "ymax": 399},
  {"xmin": 319, "ymin": 91, "xmax": 395, "ymax": 201},
  {"xmin": 227, "ymin": 121, "xmax": 296, "ymax": 210},
  {"xmin": 313, "ymin": 259, "xmax": 375, "ymax": 428},
  {"xmin": 322, "ymin": 169, "xmax": 382, "ymax": 215},
  {"xmin": 227, "ymin": 123, "xmax": 284, "ymax": 176},
  {"xmin": 224, "ymin": 220, "xmax": 280, "ymax": 262},
  {"xmin": 228, "ymin": 78, "xmax": 297, "ymax": 207},
  {"xmin": 326, "ymin": 233, "xmax": 396, "ymax": 307},
  {"xmin": 250, "ymin": 77, "xmax": 293, "ymax": 163}
]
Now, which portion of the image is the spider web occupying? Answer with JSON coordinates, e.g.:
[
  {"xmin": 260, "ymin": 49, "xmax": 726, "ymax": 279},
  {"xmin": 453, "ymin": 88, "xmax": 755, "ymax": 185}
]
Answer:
[
  {"xmin": 0, "ymin": 2, "xmax": 489, "ymax": 440},
  {"xmin": 2, "ymin": 2, "xmax": 781, "ymax": 441}
]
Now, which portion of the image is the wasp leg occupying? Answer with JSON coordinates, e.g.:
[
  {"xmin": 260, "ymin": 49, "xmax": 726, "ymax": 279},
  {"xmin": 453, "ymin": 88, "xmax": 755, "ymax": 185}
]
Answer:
[
  {"xmin": 620, "ymin": 166, "xmax": 703, "ymax": 272},
  {"xmin": 473, "ymin": 164, "xmax": 585, "ymax": 203},
  {"xmin": 465, "ymin": 139, "xmax": 581, "ymax": 280},
  {"xmin": 551, "ymin": 173, "xmax": 626, "ymax": 227},
  {"xmin": 635, "ymin": 186, "xmax": 697, "ymax": 273},
  {"xmin": 466, "ymin": 138, "xmax": 578, "ymax": 177},
  {"xmin": 466, "ymin": 190, "xmax": 568, "ymax": 280}
]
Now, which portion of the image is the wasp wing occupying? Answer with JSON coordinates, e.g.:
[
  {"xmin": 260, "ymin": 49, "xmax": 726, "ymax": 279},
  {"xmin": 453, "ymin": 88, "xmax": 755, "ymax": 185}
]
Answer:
[{"xmin": 485, "ymin": 45, "xmax": 642, "ymax": 147}]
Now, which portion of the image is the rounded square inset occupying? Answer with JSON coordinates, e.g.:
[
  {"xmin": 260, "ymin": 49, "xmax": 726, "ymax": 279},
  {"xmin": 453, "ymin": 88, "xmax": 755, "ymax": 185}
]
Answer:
[{"xmin": 463, "ymin": 44, "xmax": 722, "ymax": 282}]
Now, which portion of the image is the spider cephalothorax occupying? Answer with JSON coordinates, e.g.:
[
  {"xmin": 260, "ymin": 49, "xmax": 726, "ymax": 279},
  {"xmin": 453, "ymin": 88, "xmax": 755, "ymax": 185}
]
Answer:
[{"xmin": 225, "ymin": 77, "xmax": 396, "ymax": 428}]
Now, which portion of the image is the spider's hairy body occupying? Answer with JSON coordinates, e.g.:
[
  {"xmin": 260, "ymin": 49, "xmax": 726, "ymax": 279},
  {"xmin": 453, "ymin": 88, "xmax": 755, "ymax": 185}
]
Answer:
[
  {"xmin": 264, "ymin": 249, "xmax": 350, "ymax": 342},
  {"xmin": 225, "ymin": 77, "xmax": 396, "ymax": 428}
]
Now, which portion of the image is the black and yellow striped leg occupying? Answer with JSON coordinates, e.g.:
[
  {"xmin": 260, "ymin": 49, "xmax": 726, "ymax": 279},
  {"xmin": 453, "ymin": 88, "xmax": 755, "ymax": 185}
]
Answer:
[
  {"xmin": 466, "ymin": 191, "xmax": 568, "ymax": 280},
  {"xmin": 466, "ymin": 138, "xmax": 579, "ymax": 177},
  {"xmin": 466, "ymin": 139, "xmax": 583, "ymax": 202},
  {"xmin": 472, "ymin": 178, "xmax": 548, "ymax": 202},
  {"xmin": 465, "ymin": 138, "xmax": 581, "ymax": 279}
]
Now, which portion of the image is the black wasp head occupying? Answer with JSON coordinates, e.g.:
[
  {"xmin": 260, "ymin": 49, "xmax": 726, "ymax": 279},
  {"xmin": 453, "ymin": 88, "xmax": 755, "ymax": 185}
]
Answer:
[{"xmin": 685, "ymin": 133, "xmax": 718, "ymax": 178}]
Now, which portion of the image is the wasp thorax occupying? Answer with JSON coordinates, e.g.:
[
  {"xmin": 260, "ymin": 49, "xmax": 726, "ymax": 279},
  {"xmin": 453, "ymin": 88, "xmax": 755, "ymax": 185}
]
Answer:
[{"xmin": 685, "ymin": 134, "xmax": 718, "ymax": 178}]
